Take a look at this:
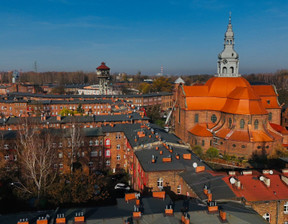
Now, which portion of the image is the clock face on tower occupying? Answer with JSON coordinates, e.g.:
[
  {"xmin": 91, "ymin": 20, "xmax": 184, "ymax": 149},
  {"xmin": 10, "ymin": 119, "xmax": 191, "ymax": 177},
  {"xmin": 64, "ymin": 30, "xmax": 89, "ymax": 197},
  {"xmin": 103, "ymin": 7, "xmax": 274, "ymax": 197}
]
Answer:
[{"xmin": 223, "ymin": 59, "xmax": 228, "ymax": 64}]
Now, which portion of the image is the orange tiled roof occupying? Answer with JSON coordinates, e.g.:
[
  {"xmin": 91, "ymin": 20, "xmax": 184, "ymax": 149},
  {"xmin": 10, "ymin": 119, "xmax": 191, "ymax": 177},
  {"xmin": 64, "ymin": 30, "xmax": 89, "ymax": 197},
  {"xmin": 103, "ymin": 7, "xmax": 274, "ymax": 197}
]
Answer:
[
  {"xmin": 215, "ymin": 128, "xmax": 232, "ymax": 139},
  {"xmin": 259, "ymin": 96, "xmax": 280, "ymax": 109},
  {"xmin": 250, "ymin": 130, "xmax": 273, "ymax": 142},
  {"xmin": 268, "ymin": 130, "xmax": 282, "ymax": 140},
  {"xmin": 182, "ymin": 85, "xmax": 209, "ymax": 97},
  {"xmin": 251, "ymin": 85, "xmax": 277, "ymax": 96},
  {"xmin": 228, "ymin": 130, "xmax": 250, "ymax": 142},
  {"xmin": 205, "ymin": 77, "xmax": 251, "ymax": 97},
  {"xmin": 222, "ymin": 98, "xmax": 267, "ymax": 115},
  {"xmin": 182, "ymin": 77, "xmax": 273, "ymax": 115},
  {"xmin": 270, "ymin": 123, "xmax": 288, "ymax": 135},
  {"xmin": 223, "ymin": 173, "xmax": 288, "ymax": 201},
  {"xmin": 189, "ymin": 123, "xmax": 213, "ymax": 137},
  {"xmin": 186, "ymin": 96, "xmax": 226, "ymax": 111}
]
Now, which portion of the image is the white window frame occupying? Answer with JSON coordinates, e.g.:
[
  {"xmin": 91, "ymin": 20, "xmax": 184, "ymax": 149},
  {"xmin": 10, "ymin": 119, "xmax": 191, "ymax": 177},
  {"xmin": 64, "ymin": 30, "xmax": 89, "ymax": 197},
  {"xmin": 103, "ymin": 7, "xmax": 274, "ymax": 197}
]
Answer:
[
  {"xmin": 263, "ymin": 213, "xmax": 270, "ymax": 222},
  {"xmin": 284, "ymin": 202, "xmax": 288, "ymax": 214}
]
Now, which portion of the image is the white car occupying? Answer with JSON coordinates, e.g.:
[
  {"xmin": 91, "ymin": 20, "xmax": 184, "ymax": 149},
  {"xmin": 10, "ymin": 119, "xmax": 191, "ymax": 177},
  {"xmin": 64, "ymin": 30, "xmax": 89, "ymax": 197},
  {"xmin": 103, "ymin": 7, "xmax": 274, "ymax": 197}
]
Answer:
[{"xmin": 114, "ymin": 183, "xmax": 130, "ymax": 191}]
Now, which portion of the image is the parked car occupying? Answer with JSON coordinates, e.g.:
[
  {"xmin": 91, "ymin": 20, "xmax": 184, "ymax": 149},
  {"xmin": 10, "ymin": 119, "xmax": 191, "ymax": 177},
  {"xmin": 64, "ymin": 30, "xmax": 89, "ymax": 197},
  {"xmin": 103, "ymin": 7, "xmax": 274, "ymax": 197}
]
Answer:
[{"xmin": 114, "ymin": 183, "xmax": 130, "ymax": 191}]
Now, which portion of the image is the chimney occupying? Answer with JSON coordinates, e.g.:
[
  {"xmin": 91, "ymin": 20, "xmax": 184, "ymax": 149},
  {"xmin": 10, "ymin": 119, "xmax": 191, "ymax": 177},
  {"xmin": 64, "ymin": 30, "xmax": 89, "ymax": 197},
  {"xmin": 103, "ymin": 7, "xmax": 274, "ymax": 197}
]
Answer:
[
  {"xmin": 259, "ymin": 176, "xmax": 270, "ymax": 187},
  {"xmin": 262, "ymin": 170, "xmax": 273, "ymax": 175},
  {"xmin": 228, "ymin": 171, "xmax": 236, "ymax": 176},
  {"xmin": 196, "ymin": 166, "xmax": 205, "ymax": 173},
  {"xmin": 241, "ymin": 170, "xmax": 252, "ymax": 175},
  {"xmin": 152, "ymin": 155, "xmax": 155, "ymax": 163},
  {"xmin": 235, "ymin": 179, "xmax": 241, "ymax": 189},
  {"xmin": 281, "ymin": 175, "xmax": 288, "ymax": 186}
]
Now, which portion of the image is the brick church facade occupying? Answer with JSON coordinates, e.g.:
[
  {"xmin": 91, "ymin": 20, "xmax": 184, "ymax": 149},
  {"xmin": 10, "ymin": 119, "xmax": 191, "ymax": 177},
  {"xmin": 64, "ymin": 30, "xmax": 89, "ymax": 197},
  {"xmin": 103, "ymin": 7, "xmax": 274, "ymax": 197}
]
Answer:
[{"xmin": 173, "ymin": 16, "xmax": 287, "ymax": 158}]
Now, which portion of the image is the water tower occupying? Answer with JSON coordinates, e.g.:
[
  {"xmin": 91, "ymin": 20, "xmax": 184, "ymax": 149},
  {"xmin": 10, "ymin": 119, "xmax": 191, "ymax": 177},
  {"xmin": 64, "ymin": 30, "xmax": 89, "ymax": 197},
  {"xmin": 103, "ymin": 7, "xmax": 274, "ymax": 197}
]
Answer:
[{"xmin": 96, "ymin": 62, "xmax": 110, "ymax": 95}]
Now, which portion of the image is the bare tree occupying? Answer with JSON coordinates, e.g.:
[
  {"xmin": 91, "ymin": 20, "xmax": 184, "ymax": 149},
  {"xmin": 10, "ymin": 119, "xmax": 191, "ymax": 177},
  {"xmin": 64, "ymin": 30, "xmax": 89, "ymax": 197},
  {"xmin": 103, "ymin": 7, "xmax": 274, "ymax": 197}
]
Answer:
[
  {"xmin": 15, "ymin": 119, "xmax": 58, "ymax": 200},
  {"xmin": 68, "ymin": 123, "xmax": 83, "ymax": 174}
]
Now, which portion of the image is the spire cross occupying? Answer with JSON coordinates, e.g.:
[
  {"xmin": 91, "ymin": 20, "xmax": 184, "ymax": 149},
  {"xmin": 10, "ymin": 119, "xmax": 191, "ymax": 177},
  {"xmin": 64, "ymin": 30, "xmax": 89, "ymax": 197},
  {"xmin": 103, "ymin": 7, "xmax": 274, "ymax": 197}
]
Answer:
[{"xmin": 229, "ymin": 12, "xmax": 232, "ymax": 23}]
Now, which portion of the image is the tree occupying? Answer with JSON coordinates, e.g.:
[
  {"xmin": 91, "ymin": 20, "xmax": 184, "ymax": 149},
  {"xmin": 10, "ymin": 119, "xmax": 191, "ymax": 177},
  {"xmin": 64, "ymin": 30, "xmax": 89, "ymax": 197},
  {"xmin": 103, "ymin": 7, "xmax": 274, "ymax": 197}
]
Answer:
[
  {"xmin": 268, "ymin": 144, "xmax": 288, "ymax": 159},
  {"xmin": 138, "ymin": 82, "xmax": 151, "ymax": 94},
  {"xmin": 205, "ymin": 147, "xmax": 219, "ymax": 159},
  {"xmin": 151, "ymin": 77, "xmax": 173, "ymax": 92},
  {"xmin": 15, "ymin": 121, "xmax": 58, "ymax": 201},
  {"xmin": 47, "ymin": 170, "xmax": 109, "ymax": 205},
  {"xmin": 50, "ymin": 85, "xmax": 65, "ymax": 95},
  {"xmin": 192, "ymin": 145, "xmax": 204, "ymax": 157},
  {"xmin": 68, "ymin": 124, "xmax": 83, "ymax": 174},
  {"xmin": 76, "ymin": 104, "xmax": 84, "ymax": 114},
  {"xmin": 60, "ymin": 108, "xmax": 75, "ymax": 116}
]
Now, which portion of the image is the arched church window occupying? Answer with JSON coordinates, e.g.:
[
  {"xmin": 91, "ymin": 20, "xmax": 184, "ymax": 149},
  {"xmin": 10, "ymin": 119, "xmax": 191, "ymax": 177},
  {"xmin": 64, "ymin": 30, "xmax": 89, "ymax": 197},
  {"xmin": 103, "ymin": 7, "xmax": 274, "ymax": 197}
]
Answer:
[
  {"xmin": 211, "ymin": 114, "xmax": 217, "ymax": 123},
  {"xmin": 268, "ymin": 112, "xmax": 272, "ymax": 121},
  {"xmin": 230, "ymin": 67, "xmax": 234, "ymax": 74},
  {"xmin": 254, "ymin": 119, "xmax": 259, "ymax": 130},
  {"xmin": 240, "ymin": 119, "xmax": 245, "ymax": 129},
  {"xmin": 222, "ymin": 67, "xmax": 227, "ymax": 74},
  {"xmin": 229, "ymin": 118, "xmax": 232, "ymax": 128},
  {"xmin": 194, "ymin": 114, "xmax": 199, "ymax": 123}
]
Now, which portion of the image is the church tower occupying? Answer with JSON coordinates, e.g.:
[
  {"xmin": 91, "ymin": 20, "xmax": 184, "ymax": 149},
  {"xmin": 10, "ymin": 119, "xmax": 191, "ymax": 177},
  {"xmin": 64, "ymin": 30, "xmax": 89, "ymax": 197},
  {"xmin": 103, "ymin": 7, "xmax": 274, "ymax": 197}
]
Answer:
[{"xmin": 217, "ymin": 14, "xmax": 240, "ymax": 77}]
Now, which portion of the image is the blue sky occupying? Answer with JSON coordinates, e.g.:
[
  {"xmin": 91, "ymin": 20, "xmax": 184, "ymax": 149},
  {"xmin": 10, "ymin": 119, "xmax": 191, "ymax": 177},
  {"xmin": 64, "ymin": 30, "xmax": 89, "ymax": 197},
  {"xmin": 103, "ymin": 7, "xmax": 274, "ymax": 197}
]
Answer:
[{"xmin": 0, "ymin": 0, "xmax": 287, "ymax": 75}]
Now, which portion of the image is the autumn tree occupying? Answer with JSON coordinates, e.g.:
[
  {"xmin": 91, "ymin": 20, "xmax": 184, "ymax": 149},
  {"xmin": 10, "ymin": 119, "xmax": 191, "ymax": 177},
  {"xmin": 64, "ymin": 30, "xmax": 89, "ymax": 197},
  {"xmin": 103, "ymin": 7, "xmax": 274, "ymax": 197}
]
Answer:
[
  {"xmin": 138, "ymin": 82, "xmax": 151, "ymax": 94},
  {"xmin": 151, "ymin": 76, "xmax": 173, "ymax": 92}
]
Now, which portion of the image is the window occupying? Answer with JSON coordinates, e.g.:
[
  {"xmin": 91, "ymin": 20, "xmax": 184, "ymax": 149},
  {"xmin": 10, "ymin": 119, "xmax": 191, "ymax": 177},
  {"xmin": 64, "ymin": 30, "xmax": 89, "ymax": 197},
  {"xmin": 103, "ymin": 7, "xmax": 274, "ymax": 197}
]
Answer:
[
  {"xmin": 4, "ymin": 144, "xmax": 9, "ymax": 150},
  {"xmin": 99, "ymin": 150, "xmax": 102, "ymax": 157},
  {"xmin": 267, "ymin": 100, "xmax": 270, "ymax": 105},
  {"xmin": 177, "ymin": 185, "xmax": 181, "ymax": 194},
  {"xmin": 284, "ymin": 202, "xmax": 288, "ymax": 214},
  {"xmin": 91, "ymin": 151, "xmax": 98, "ymax": 157},
  {"xmin": 59, "ymin": 142, "xmax": 63, "ymax": 148},
  {"xmin": 211, "ymin": 114, "xmax": 217, "ymax": 123},
  {"xmin": 4, "ymin": 155, "xmax": 9, "ymax": 160},
  {"xmin": 59, "ymin": 152, "xmax": 63, "ymax": 158},
  {"xmin": 240, "ymin": 119, "xmax": 245, "ymax": 129},
  {"xmin": 59, "ymin": 164, "xmax": 63, "ymax": 169},
  {"xmin": 89, "ymin": 140, "xmax": 93, "ymax": 146},
  {"xmin": 157, "ymin": 178, "xmax": 163, "ymax": 188},
  {"xmin": 116, "ymin": 155, "xmax": 120, "ymax": 160},
  {"xmin": 106, "ymin": 160, "xmax": 110, "ymax": 166},
  {"xmin": 106, "ymin": 149, "xmax": 110, "ymax": 157},
  {"xmin": 95, "ymin": 140, "xmax": 99, "ymax": 146},
  {"xmin": 262, "ymin": 213, "xmax": 270, "ymax": 222},
  {"xmin": 229, "ymin": 118, "xmax": 232, "ymax": 128},
  {"xmin": 202, "ymin": 140, "xmax": 205, "ymax": 147},
  {"xmin": 268, "ymin": 112, "xmax": 272, "ymax": 121},
  {"xmin": 117, "ymin": 144, "xmax": 121, "ymax": 150},
  {"xmin": 88, "ymin": 162, "xmax": 93, "ymax": 167},
  {"xmin": 254, "ymin": 119, "xmax": 259, "ymax": 130},
  {"xmin": 194, "ymin": 114, "xmax": 199, "ymax": 123}
]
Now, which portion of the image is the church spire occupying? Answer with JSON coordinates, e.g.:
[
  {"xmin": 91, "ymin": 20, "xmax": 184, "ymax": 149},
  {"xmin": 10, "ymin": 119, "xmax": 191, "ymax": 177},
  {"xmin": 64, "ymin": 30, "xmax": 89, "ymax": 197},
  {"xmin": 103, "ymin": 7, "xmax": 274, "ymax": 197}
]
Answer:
[{"xmin": 217, "ymin": 14, "xmax": 240, "ymax": 77}]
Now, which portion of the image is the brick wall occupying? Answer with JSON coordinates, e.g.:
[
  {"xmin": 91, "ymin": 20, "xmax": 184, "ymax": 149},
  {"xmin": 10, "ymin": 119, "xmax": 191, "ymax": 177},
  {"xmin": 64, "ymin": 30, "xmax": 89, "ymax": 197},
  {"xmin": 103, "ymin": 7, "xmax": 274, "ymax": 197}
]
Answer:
[{"xmin": 248, "ymin": 200, "xmax": 288, "ymax": 224}]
